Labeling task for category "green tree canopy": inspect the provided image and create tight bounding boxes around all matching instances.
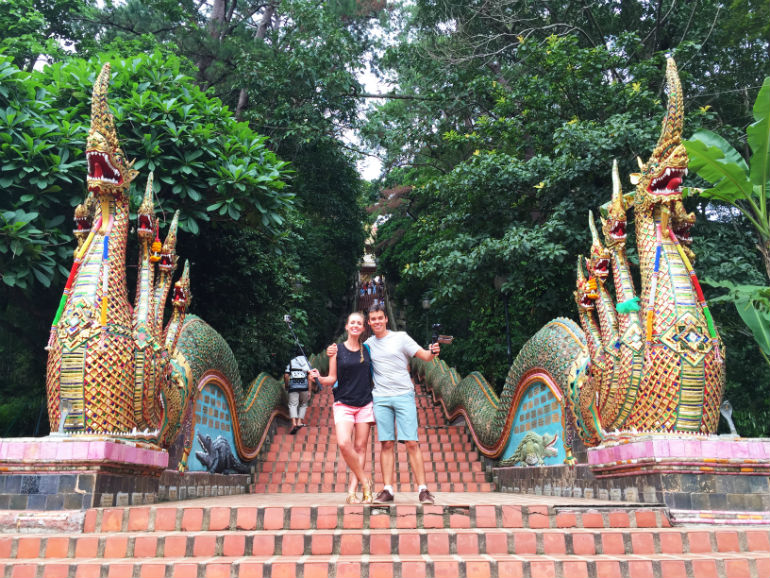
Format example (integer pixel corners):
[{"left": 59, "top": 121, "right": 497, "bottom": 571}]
[
  {"left": 366, "top": 0, "right": 769, "bottom": 433},
  {"left": 0, "top": 50, "right": 299, "bottom": 434},
  {"left": 1, "top": 51, "right": 291, "bottom": 290}
]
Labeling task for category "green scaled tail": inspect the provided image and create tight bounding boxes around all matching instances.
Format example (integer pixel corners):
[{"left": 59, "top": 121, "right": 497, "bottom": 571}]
[{"left": 412, "top": 318, "right": 592, "bottom": 463}]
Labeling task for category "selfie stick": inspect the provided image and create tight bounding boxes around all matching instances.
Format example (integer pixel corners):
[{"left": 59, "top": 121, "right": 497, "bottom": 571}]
[{"left": 283, "top": 314, "right": 321, "bottom": 390}]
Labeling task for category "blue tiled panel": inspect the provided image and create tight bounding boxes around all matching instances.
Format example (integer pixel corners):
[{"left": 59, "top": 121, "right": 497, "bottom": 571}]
[
  {"left": 189, "top": 383, "right": 237, "bottom": 472},
  {"left": 501, "top": 380, "right": 565, "bottom": 464}
]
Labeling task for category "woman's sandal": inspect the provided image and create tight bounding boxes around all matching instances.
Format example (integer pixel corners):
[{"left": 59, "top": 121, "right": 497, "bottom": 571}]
[
  {"left": 361, "top": 479, "right": 374, "bottom": 504},
  {"left": 346, "top": 491, "right": 361, "bottom": 504}
]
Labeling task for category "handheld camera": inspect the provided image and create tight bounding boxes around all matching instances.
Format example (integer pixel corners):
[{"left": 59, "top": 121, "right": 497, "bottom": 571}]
[{"left": 430, "top": 323, "right": 454, "bottom": 352}]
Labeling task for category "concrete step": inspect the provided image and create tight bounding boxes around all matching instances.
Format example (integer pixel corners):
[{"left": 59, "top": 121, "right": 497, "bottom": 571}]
[
  {"left": 79, "top": 502, "right": 677, "bottom": 533},
  {"left": 3, "top": 527, "right": 769, "bottom": 559},
  {"left": 256, "top": 449, "right": 482, "bottom": 462},
  {"left": 4, "top": 552, "right": 768, "bottom": 578},
  {"left": 252, "top": 467, "right": 488, "bottom": 481},
  {"left": 254, "top": 458, "right": 483, "bottom": 473},
  {"left": 267, "top": 425, "right": 475, "bottom": 442},
  {"left": 249, "top": 482, "right": 497, "bottom": 493}
]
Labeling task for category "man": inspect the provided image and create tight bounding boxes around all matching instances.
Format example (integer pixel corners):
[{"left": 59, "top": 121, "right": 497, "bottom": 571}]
[
  {"left": 362, "top": 303, "right": 440, "bottom": 504},
  {"left": 284, "top": 348, "right": 317, "bottom": 434}
]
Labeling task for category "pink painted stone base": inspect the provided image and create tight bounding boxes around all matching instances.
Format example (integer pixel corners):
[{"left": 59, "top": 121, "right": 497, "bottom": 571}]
[
  {"left": 588, "top": 435, "right": 770, "bottom": 477},
  {"left": 0, "top": 436, "right": 168, "bottom": 475}
]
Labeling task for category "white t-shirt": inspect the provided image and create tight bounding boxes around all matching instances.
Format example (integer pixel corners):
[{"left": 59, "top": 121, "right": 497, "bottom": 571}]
[{"left": 364, "top": 331, "right": 420, "bottom": 396}]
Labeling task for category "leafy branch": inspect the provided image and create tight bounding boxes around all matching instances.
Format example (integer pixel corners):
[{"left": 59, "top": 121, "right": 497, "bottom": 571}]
[{"left": 684, "top": 77, "right": 770, "bottom": 364}]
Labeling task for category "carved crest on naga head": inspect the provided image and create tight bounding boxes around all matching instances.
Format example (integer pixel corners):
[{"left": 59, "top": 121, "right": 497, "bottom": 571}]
[
  {"left": 632, "top": 58, "right": 688, "bottom": 214},
  {"left": 587, "top": 211, "right": 611, "bottom": 281},
  {"left": 600, "top": 160, "right": 628, "bottom": 249},
  {"left": 574, "top": 256, "right": 598, "bottom": 312},
  {"left": 86, "top": 64, "right": 138, "bottom": 200}
]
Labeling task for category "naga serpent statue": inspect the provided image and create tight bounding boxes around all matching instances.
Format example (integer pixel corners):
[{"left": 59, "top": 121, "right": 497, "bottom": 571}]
[
  {"left": 45, "top": 63, "right": 289, "bottom": 470},
  {"left": 414, "top": 58, "right": 725, "bottom": 464}
]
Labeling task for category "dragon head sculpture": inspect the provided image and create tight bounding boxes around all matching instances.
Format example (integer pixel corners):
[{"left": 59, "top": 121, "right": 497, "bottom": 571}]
[
  {"left": 73, "top": 200, "right": 93, "bottom": 234},
  {"left": 600, "top": 160, "right": 628, "bottom": 249},
  {"left": 587, "top": 211, "right": 611, "bottom": 281},
  {"left": 574, "top": 256, "right": 598, "bottom": 311},
  {"left": 172, "top": 261, "right": 192, "bottom": 311},
  {"left": 72, "top": 199, "right": 94, "bottom": 254},
  {"left": 137, "top": 174, "right": 156, "bottom": 241},
  {"left": 633, "top": 58, "right": 688, "bottom": 213},
  {"left": 671, "top": 200, "right": 697, "bottom": 261},
  {"left": 86, "top": 64, "right": 138, "bottom": 200},
  {"left": 158, "top": 354, "right": 193, "bottom": 449},
  {"left": 158, "top": 211, "right": 180, "bottom": 273}
]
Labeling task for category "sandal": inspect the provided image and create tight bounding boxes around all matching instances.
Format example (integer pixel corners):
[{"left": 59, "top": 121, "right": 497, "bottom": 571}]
[
  {"left": 361, "top": 479, "right": 374, "bottom": 504},
  {"left": 345, "top": 491, "right": 361, "bottom": 504}
]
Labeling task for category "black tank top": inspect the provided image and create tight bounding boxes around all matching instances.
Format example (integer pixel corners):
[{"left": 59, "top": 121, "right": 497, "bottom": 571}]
[{"left": 334, "top": 342, "right": 374, "bottom": 408}]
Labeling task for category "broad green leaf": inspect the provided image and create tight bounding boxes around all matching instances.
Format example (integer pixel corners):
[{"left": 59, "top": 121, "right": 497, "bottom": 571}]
[
  {"left": 747, "top": 78, "right": 770, "bottom": 194},
  {"left": 684, "top": 137, "right": 753, "bottom": 203},
  {"left": 703, "top": 279, "right": 770, "bottom": 357},
  {"left": 46, "top": 215, "right": 65, "bottom": 228},
  {"left": 185, "top": 217, "right": 199, "bottom": 235},
  {"left": 31, "top": 266, "right": 51, "bottom": 287},
  {"left": 736, "top": 298, "right": 770, "bottom": 357},
  {"left": 687, "top": 130, "right": 748, "bottom": 172}
]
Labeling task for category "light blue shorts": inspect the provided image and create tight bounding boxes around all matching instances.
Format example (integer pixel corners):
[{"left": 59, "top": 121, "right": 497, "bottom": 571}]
[{"left": 373, "top": 391, "right": 419, "bottom": 442}]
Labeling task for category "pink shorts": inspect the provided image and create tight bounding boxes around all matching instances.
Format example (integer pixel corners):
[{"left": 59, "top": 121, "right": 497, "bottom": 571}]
[{"left": 333, "top": 401, "right": 375, "bottom": 424}]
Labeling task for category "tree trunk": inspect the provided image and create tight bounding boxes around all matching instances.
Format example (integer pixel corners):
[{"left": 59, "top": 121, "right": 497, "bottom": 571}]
[
  {"left": 197, "top": 0, "right": 230, "bottom": 84},
  {"left": 208, "top": 0, "right": 228, "bottom": 39},
  {"left": 235, "top": 3, "right": 276, "bottom": 120}
]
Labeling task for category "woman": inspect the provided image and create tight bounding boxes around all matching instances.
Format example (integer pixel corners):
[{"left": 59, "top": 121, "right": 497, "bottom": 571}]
[{"left": 313, "top": 312, "right": 375, "bottom": 503}]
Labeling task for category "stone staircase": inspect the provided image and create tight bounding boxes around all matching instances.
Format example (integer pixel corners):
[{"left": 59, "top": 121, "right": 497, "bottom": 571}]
[
  {"left": 5, "top": 502, "right": 769, "bottom": 578},
  {"left": 251, "top": 385, "right": 494, "bottom": 495},
  {"left": 2, "top": 382, "right": 769, "bottom": 577}
]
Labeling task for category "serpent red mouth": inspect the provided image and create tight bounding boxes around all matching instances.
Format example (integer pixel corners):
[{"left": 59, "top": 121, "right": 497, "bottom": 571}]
[
  {"left": 648, "top": 167, "right": 687, "bottom": 197},
  {"left": 579, "top": 293, "right": 596, "bottom": 309},
  {"left": 608, "top": 219, "right": 626, "bottom": 240},
  {"left": 673, "top": 221, "right": 693, "bottom": 245},
  {"left": 593, "top": 258, "right": 610, "bottom": 277},
  {"left": 172, "top": 285, "right": 187, "bottom": 305},
  {"left": 87, "top": 151, "right": 123, "bottom": 192},
  {"left": 74, "top": 215, "right": 91, "bottom": 232},
  {"left": 159, "top": 253, "right": 174, "bottom": 270},
  {"left": 138, "top": 214, "right": 153, "bottom": 235}
]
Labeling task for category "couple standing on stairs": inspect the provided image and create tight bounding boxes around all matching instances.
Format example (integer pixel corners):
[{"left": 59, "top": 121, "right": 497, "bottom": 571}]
[{"left": 310, "top": 303, "right": 440, "bottom": 505}]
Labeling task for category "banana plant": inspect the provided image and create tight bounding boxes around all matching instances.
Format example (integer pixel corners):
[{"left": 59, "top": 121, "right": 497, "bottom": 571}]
[
  {"left": 704, "top": 279, "right": 770, "bottom": 365},
  {"left": 684, "top": 77, "right": 770, "bottom": 364}
]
